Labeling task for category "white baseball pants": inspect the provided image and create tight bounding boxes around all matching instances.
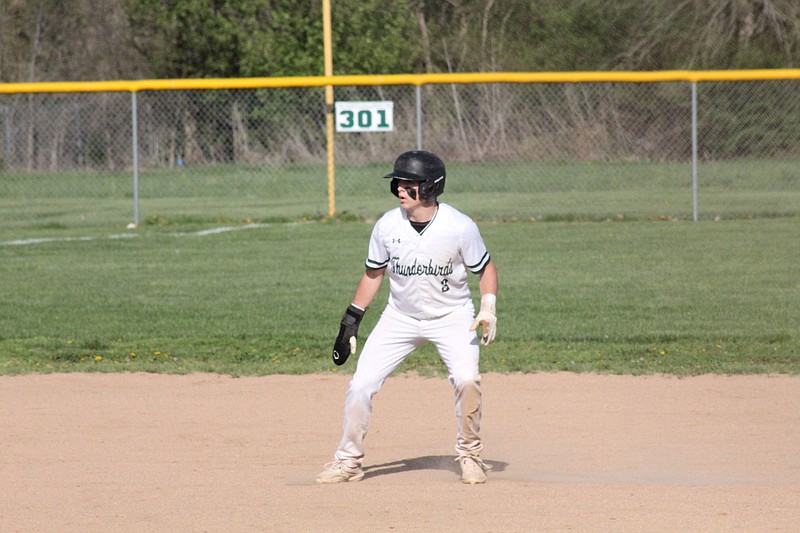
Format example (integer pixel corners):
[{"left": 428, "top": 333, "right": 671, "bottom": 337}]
[{"left": 334, "top": 303, "right": 483, "bottom": 466}]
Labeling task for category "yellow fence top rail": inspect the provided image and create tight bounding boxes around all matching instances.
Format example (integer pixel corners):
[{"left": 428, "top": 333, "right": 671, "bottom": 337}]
[{"left": 2, "top": 70, "right": 800, "bottom": 94}]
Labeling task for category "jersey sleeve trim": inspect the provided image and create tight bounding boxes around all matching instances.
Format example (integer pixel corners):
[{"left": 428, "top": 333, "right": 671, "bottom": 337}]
[
  {"left": 466, "top": 251, "right": 491, "bottom": 274},
  {"left": 366, "top": 257, "right": 389, "bottom": 270}
]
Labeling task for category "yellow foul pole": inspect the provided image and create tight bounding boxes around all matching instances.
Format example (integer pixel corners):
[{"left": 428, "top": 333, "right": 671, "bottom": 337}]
[{"left": 323, "top": 0, "right": 335, "bottom": 217}]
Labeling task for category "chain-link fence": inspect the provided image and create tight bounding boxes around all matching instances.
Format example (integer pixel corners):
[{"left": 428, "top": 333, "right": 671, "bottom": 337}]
[{"left": 1, "top": 75, "right": 798, "bottom": 233}]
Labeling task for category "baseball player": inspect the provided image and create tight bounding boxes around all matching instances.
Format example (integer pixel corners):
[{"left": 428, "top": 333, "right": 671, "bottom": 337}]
[{"left": 316, "top": 150, "right": 498, "bottom": 485}]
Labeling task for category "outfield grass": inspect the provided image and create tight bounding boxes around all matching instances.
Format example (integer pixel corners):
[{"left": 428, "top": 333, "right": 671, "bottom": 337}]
[
  {"left": 1, "top": 217, "right": 797, "bottom": 376},
  {"left": 1, "top": 158, "right": 797, "bottom": 239}
]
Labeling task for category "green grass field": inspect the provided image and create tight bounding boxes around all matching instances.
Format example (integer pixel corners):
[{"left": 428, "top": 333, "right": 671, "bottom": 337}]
[
  {"left": 1, "top": 215, "right": 797, "bottom": 376},
  {"left": 1, "top": 158, "right": 798, "bottom": 239}
]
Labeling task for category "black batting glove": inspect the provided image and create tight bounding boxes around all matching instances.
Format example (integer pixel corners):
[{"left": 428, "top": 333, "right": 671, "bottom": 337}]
[{"left": 332, "top": 304, "right": 365, "bottom": 365}]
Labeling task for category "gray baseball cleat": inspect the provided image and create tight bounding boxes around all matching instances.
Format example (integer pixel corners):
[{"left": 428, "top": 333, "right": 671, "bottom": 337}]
[
  {"left": 316, "top": 460, "right": 365, "bottom": 483},
  {"left": 457, "top": 455, "right": 487, "bottom": 484}
]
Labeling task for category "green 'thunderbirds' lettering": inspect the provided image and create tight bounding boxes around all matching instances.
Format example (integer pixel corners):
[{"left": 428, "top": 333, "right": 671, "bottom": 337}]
[{"left": 391, "top": 258, "right": 454, "bottom": 277}]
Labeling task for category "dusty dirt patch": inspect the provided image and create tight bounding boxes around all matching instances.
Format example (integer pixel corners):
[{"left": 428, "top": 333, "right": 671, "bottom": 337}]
[{"left": 1, "top": 372, "right": 798, "bottom": 532}]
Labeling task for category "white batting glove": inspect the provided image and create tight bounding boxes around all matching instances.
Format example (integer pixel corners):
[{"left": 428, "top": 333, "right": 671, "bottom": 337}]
[{"left": 470, "top": 294, "right": 497, "bottom": 345}]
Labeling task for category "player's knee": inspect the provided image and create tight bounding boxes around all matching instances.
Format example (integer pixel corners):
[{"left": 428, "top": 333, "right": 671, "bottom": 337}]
[
  {"left": 348, "top": 375, "right": 384, "bottom": 398},
  {"left": 450, "top": 374, "right": 481, "bottom": 392}
]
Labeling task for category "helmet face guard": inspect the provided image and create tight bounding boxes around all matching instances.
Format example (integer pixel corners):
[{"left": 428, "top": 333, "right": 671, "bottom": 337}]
[
  {"left": 384, "top": 151, "right": 446, "bottom": 201},
  {"left": 390, "top": 178, "right": 419, "bottom": 200}
]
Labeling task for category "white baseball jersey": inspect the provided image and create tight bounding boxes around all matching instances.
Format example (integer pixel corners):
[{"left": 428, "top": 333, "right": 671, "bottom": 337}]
[{"left": 365, "top": 202, "right": 490, "bottom": 320}]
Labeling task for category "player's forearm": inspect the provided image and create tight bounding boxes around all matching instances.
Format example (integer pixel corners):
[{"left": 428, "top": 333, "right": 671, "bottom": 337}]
[
  {"left": 351, "top": 268, "right": 385, "bottom": 310},
  {"left": 473, "top": 261, "right": 498, "bottom": 345},
  {"left": 478, "top": 260, "right": 498, "bottom": 297}
]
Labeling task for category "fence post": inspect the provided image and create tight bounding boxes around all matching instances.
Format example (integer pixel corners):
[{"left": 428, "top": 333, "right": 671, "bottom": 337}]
[
  {"left": 131, "top": 91, "right": 140, "bottom": 227},
  {"left": 691, "top": 81, "right": 698, "bottom": 222},
  {"left": 415, "top": 85, "right": 423, "bottom": 150},
  {"left": 323, "top": 0, "right": 335, "bottom": 217},
  {"left": 2, "top": 105, "right": 10, "bottom": 166}
]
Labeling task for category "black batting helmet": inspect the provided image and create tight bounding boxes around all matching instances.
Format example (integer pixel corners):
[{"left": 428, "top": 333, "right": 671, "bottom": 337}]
[{"left": 384, "top": 150, "right": 446, "bottom": 201}]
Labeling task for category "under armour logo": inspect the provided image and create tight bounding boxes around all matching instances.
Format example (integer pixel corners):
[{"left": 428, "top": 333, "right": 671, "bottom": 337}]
[{"left": 393, "top": 238, "right": 401, "bottom": 243}]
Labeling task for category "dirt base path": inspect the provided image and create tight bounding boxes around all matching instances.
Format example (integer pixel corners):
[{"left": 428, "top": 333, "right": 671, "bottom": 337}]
[{"left": 2, "top": 372, "right": 798, "bottom": 532}]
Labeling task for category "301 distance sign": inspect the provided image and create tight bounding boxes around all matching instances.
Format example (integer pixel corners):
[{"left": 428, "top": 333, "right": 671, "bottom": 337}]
[{"left": 335, "top": 101, "right": 394, "bottom": 132}]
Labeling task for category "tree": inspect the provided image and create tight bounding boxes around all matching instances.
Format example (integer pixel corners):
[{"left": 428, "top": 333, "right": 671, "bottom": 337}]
[
  {"left": 5, "top": 0, "right": 799, "bottom": 84},
  {"left": 330, "top": 0, "right": 421, "bottom": 75},
  {"left": 616, "top": 0, "right": 800, "bottom": 69},
  {"left": 126, "top": 0, "right": 420, "bottom": 78},
  {"left": 0, "top": 0, "right": 147, "bottom": 82}
]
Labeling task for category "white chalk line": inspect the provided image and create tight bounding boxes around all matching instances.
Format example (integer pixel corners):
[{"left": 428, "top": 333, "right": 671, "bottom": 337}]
[{"left": 0, "top": 222, "right": 294, "bottom": 247}]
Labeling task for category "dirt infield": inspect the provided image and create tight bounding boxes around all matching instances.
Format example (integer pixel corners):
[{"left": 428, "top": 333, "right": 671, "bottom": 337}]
[{"left": 2, "top": 372, "right": 798, "bottom": 532}]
